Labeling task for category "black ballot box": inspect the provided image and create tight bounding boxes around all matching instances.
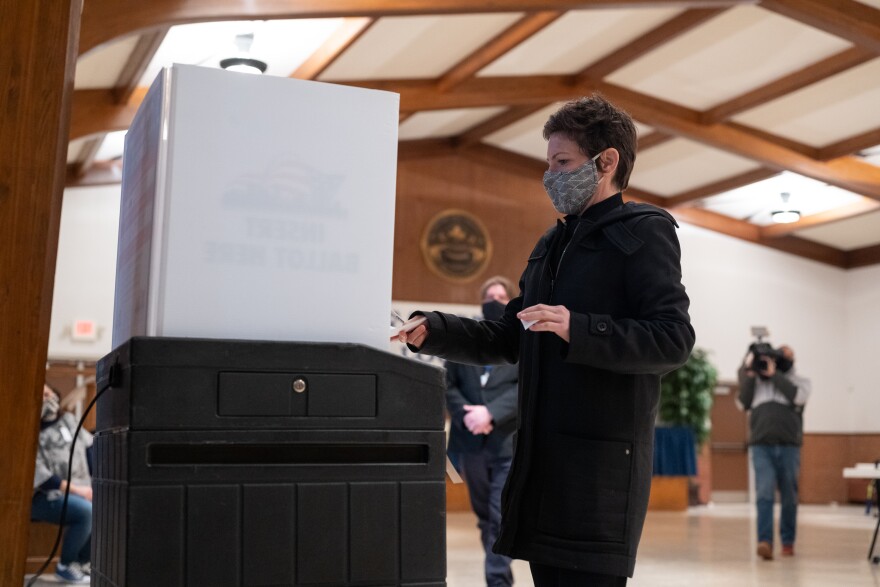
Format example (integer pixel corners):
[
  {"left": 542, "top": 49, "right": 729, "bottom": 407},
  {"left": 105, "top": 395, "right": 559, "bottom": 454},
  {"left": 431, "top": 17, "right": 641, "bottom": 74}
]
[{"left": 91, "top": 337, "right": 447, "bottom": 587}]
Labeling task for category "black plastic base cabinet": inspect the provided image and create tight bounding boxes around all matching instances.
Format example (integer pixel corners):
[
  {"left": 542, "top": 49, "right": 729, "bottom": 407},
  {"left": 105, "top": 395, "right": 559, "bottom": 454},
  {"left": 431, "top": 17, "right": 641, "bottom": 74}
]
[{"left": 92, "top": 337, "right": 447, "bottom": 587}]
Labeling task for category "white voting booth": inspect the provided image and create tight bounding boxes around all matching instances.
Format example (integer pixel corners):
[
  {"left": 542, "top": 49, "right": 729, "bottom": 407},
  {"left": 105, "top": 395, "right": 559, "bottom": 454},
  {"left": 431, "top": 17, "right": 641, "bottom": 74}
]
[{"left": 112, "top": 64, "right": 399, "bottom": 350}]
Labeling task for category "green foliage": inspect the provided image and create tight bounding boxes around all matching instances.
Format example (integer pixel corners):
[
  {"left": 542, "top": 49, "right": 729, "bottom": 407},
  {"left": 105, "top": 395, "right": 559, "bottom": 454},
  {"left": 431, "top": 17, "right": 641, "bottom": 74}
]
[{"left": 659, "top": 348, "right": 718, "bottom": 447}]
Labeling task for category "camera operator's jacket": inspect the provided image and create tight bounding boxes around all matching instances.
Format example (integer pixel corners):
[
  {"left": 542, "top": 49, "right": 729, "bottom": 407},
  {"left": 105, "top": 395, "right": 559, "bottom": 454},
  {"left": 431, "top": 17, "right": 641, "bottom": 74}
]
[
  {"left": 737, "top": 367, "right": 810, "bottom": 445},
  {"left": 413, "top": 195, "right": 695, "bottom": 578}
]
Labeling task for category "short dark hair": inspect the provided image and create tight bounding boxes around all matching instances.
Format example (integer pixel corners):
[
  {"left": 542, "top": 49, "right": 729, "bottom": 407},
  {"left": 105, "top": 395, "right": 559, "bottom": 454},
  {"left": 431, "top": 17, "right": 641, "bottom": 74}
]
[
  {"left": 543, "top": 94, "right": 638, "bottom": 190},
  {"left": 479, "top": 275, "right": 516, "bottom": 301}
]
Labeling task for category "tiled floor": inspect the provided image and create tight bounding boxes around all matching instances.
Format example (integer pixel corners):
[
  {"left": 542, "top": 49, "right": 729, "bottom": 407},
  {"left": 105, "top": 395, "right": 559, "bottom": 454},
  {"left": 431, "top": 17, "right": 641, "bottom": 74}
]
[
  {"left": 448, "top": 503, "right": 880, "bottom": 586},
  {"left": 25, "top": 503, "right": 880, "bottom": 586}
]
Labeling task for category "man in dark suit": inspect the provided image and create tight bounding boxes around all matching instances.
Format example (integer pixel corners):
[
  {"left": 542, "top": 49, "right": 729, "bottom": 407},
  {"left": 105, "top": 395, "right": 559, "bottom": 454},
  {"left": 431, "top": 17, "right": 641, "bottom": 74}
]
[{"left": 446, "top": 275, "right": 519, "bottom": 587}]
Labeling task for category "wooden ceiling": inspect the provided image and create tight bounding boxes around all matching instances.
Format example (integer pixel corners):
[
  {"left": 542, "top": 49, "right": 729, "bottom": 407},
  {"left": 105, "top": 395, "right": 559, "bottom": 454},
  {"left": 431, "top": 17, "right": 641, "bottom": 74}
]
[{"left": 66, "top": 0, "right": 880, "bottom": 268}]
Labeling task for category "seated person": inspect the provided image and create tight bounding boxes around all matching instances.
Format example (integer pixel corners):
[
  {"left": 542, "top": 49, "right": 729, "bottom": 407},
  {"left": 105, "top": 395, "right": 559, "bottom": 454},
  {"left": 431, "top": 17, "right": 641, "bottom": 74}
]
[{"left": 32, "top": 383, "right": 93, "bottom": 584}]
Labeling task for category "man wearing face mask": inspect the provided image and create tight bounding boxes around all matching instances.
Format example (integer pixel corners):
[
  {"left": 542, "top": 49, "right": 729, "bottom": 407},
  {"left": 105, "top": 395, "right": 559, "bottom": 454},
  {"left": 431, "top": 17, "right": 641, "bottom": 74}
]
[
  {"left": 396, "top": 95, "right": 694, "bottom": 586},
  {"left": 737, "top": 345, "right": 810, "bottom": 561},
  {"left": 445, "top": 275, "right": 519, "bottom": 587},
  {"left": 32, "top": 384, "right": 93, "bottom": 584}
]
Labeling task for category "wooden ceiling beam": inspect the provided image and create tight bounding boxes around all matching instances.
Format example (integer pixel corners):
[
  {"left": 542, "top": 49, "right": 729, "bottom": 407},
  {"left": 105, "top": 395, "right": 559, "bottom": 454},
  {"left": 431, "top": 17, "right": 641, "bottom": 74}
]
[
  {"left": 65, "top": 160, "right": 124, "bottom": 188},
  {"left": 70, "top": 136, "right": 105, "bottom": 179},
  {"left": 289, "top": 17, "right": 374, "bottom": 80},
  {"left": 665, "top": 167, "right": 779, "bottom": 207},
  {"left": 79, "top": 0, "right": 753, "bottom": 56},
  {"left": 72, "top": 75, "right": 880, "bottom": 203},
  {"left": 819, "top": 126, "right": 880, "bottom": 161},
  {"left": 575, "top": 7, "right": 729, "bottom": 82},
  {"left": 397, "top": 137, "right": 457, "bottom": 160},
  {"left": 760, "top": 0, "right": 880, "bottom": 54},
  {"left": 594, "top": 82, "right": 880, "bottom": 201},
  {"left": 456, "top": 104, "right": 549, "bottom": 147},
  {"left": 637, "top": 131, "right": 674, "bottom": 151},
  {"left": 759, "top": 198, "right": 880, "bottom": 238},
  {"left": 700, "top": 46, "right": 875, "bottom": 124},
  {"left": 69, "top": 89, "right": 141, "bottom": 140},
  {"left": 458, "top": 142, "right": 547, "bottom": 181},
  {"left": 633, "top": 193, "right": 848, "bottom": 266},
  {"left": 437, "top": 11, "right": 562, "bottom": 93},
  {"left": 847, "top": 243, "right": 880, "bottom": 269},
  {"left": 113, "top": 28, "right": 168, "bottom": 104}
]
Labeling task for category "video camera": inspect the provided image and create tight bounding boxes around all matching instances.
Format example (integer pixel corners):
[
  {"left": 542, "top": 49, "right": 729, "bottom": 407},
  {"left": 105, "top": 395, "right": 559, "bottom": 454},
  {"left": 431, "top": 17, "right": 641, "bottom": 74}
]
[{"left": 748, "top": 326, "right": 784, "bottom": 378}]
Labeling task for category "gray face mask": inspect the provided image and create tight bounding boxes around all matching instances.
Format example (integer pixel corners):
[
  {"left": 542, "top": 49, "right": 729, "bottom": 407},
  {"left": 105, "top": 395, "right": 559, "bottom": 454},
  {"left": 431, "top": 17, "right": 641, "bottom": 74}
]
[
  {"left": 543, "top": 152, "right": 602, "bottom": 215},
  {"left": 41, "top": 394, "right": 60, "bottom": 422}
]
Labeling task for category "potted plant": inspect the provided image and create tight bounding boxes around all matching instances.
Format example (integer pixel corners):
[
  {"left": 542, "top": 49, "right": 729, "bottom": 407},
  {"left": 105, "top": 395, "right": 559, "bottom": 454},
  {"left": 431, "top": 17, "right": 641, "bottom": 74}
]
[
  {"left": 652, "top": 348, "right": 719, "bottom": 508},
  {"left": 659, "top": 348, "right": 718, "bottom": 448}
]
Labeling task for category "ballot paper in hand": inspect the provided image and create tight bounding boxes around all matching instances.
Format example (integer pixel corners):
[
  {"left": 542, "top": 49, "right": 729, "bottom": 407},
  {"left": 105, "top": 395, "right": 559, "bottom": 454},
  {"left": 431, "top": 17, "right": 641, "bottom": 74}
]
[
  {"left": 521, "top": 318, "right": 538, "bottom": 330},
  {"left": 391, "top": 316, "right": 427, "bottom": 337}
]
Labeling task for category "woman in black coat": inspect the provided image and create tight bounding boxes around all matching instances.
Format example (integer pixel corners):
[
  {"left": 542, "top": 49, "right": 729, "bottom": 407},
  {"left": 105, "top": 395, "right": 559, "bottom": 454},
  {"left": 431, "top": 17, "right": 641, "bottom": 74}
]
[{"left": 399, "top": 95, "right": 695, "bottom": 587}]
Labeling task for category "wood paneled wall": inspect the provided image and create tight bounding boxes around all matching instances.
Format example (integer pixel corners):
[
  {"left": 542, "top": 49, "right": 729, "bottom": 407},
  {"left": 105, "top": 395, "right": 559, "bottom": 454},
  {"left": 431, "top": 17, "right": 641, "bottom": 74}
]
[
  {"left": 392, "top": 153, "right": 556, "bottom": 303},
  {"left": 801, "top": 433, "right": 880, "bottom": 504}
]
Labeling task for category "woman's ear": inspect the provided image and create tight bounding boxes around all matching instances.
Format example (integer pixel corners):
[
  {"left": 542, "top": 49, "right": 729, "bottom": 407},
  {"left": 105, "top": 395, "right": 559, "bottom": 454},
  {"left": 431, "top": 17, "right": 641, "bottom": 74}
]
[{"left": 597, "top": 148, "right": 619, "bottom": 174}]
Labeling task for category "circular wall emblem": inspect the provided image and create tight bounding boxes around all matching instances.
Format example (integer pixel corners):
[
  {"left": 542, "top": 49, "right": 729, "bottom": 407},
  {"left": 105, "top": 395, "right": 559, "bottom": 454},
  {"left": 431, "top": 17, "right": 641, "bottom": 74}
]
[{"left": 420, "top": 209, "right": 492, "bottom": 282}]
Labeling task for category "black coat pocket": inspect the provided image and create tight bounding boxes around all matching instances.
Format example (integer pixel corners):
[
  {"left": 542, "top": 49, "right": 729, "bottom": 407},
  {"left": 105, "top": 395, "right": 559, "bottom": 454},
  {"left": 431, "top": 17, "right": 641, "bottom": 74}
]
[{"left": 536, "top": 434, "right": 633, "bottom": 543}]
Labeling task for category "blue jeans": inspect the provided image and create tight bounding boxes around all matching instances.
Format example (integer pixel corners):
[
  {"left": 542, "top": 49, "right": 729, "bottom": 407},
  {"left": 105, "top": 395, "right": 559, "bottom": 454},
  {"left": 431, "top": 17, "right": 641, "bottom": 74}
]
[
  {"left": 752, "top": 445, "right": 800, "bottom": 545},
  {"left": 31, "top": 491, "right": 92, "bottom": 565},
  {"left": 459, "top": 452, "right": 514, "bottom": 587}
]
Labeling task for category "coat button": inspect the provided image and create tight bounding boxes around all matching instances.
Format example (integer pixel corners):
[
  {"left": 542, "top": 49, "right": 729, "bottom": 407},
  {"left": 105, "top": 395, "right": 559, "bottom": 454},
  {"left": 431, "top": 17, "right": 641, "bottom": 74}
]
[{"left": 597, "top": 322, "right": 608, "bottom": 333}]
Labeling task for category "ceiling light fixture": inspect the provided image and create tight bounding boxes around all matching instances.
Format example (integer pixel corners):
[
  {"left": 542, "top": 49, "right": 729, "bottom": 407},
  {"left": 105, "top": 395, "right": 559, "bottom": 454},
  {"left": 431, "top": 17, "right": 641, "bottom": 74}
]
[
  {"left": 770, "top": 192, "right": 800, "bottom": 224},
  {"left": 219, "top": 56, "right": 267, "bottom": 74},
  {"left": 219, "top": 33, "right": 267, "bottom": 75}
]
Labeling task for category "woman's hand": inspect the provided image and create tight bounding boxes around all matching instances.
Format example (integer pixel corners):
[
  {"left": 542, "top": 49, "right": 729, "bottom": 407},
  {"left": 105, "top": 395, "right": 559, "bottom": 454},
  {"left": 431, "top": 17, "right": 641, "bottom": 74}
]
[
  {"left": 517, "top": 304, "right": 571, "bottom": 342},
  {"left": 389, "top": 316, "right": 428, "bottom": 348}
]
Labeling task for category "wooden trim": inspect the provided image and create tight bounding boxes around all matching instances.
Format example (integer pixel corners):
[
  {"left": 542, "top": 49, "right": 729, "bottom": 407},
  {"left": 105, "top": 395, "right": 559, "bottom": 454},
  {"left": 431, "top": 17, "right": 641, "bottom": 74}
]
[
  {"left": 1, "top": 0, "right": 82, "bottom": 581},
  {"left": 436, "top": 11, "right": 562, "bottom": 93},
  {"left": 78, "top": 0, "right": 752, "bottom": 55},
  {"left": 760, "top": 198, "right": 879, "bottom": 238},
  {"left": 113, "top": 27, "right": 169, "bottom": 104},
  {"left": 665, "top": 168, "right": 779, "bottom": 207},
  {"left": 761, "top": 0, "right": 880, "bottom": 54},
  {"left": 576, "top": 7, "right": 728, "bottom": 82},
  {"left": 290, "top": 17, "right": 374, "bottom": 80},
  {"left": 701, "top": 46, "right": 875, "bottom": 124}
]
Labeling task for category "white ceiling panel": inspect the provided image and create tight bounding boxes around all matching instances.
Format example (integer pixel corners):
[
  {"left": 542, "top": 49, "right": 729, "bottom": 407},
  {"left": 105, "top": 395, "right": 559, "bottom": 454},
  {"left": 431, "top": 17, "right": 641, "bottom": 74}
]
[
  {"left": 731, "top": 58, "right": 880, "bottom": 147},
  {"left": 95, "top": 131, "right": 128, "bottom": 161},
  {"left": 66, "top": 138, "right": 87, "bottom": 164},
  {"left": 795, "top": 210, "right": 880, "bottom": 251},
  {"left": 139, "top": 19, "right": 347, "bottom": 85},
  {"left": 478, "top": 7, "right": 681, "bottom": 76},
  {"left": 399, "top": 107, "right": 506, "bottom": 140},
  {"left": 628, "top": 138, "right": 762, "bottom": 197},
  {"left": 75, "top": 35, "right": 141, "bottom": 89},
  {"left": 319, "top": 13, "right": 523, "bottom": 81},
  {"left": 699, "top": 171, "right": 866, "bottom": 225},
  {"left": 606, "top": 6, "right": 852, "bottom": 110},
  {"left": 483, "top": 104, "right": 564, "bottom": 160},
  {"left": 485, "top": 106, "right": 655, "bottom": 161}
]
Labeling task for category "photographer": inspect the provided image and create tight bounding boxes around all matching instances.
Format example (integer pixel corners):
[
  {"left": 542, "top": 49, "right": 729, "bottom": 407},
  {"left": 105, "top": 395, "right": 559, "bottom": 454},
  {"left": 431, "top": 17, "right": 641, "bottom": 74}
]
[{"left": 737, "top": 344, "right": 811, "bottom": 561}]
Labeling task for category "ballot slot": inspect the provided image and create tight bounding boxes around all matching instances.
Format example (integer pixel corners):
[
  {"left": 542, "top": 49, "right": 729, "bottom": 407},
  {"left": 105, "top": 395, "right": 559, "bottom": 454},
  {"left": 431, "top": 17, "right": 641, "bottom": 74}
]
[{"left": 147, "top": 442, "right": 430, "bottom": 466}]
